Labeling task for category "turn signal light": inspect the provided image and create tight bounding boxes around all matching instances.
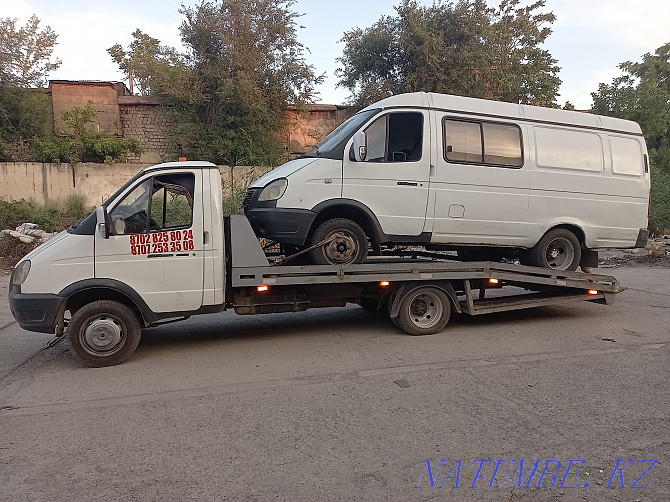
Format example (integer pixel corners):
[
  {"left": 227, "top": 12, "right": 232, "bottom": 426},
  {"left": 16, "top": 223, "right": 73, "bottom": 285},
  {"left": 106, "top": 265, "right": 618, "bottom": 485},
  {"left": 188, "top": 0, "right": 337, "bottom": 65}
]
[
  {"left": 588, "top": 289, "right": 599, "bottom": 295},
  {"left": 489, "top": 278, "right": 499, "bottom": 284},
  {"left": 380, "top": 281, "right": 390, "bottom": 287},
  {"left": 257, "top": 285, "right": 269, "bottom": 292}
]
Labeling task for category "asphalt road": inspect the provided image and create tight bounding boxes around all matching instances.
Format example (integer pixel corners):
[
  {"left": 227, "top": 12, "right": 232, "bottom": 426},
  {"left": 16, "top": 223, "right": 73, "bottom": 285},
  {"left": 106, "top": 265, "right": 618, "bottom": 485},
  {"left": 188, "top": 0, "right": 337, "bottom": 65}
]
[{"left": 0, "top": 266, "right": 668, "bottom": 501}]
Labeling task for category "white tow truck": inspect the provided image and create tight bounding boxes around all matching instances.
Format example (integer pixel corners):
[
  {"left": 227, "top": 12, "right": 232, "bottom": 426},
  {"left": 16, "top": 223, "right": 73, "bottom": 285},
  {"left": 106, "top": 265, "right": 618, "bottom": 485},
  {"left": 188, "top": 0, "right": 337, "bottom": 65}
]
[{"left": 9, "top": 162, "right": 622, "bottom": 367}]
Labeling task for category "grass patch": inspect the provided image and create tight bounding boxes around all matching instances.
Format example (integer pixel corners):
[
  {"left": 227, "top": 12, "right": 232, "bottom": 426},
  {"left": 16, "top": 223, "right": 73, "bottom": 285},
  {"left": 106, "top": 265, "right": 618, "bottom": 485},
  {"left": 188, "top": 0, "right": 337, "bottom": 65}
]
[{"left": 0, "top": 194, "right": 92, "bottom": 233}]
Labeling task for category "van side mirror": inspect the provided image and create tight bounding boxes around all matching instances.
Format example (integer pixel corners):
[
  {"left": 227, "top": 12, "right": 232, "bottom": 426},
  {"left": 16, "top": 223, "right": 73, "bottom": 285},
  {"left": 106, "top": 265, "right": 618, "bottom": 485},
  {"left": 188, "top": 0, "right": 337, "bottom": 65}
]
[
  {"left": 352, "top": 131, "right": 367, "bottom": 162},
  {"left": 95, "top": 206, "right": 109, "bottom": 239}
]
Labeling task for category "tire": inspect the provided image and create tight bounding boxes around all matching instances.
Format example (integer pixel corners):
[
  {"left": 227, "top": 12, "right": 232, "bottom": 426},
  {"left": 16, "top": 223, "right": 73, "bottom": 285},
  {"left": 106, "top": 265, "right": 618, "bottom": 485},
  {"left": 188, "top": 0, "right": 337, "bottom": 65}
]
[
  {"left": 525, "top": 228, "right": 582, "bottom": 271},
  {"left": 395, "top": 286, "right": 452, "bottom": 336},
  {"left": 67, "top": 300, "right": 142, "bottom": 367},
  {"left": 309, "top": 218, "right": 368, "bottom": 265}
]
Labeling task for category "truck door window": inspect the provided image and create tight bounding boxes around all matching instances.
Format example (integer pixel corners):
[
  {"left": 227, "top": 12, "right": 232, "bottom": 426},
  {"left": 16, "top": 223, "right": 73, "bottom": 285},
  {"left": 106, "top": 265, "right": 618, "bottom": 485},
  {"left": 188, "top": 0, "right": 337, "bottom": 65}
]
[
  {"left": 109, "top": 173, "right": 194, "bottom": 235},
  {"left": 364, "top": 112, "right": 423, "bottom": 163},
  {"left": 109, "top": 179, "right": 152, "bottom": 235},
  {"left": 150, "top": 178, "right": 194, "bottom": 230}
]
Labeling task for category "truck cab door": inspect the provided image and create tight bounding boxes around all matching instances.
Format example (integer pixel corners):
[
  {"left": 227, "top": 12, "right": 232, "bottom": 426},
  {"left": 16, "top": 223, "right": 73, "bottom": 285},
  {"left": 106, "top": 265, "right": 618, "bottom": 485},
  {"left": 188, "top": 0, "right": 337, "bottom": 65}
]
[
  {"left": 342, "top": 109, "right": 431, "bottom": 237},
  {"left": 95, "top": 170, "right": 204, "bottom": 314}
]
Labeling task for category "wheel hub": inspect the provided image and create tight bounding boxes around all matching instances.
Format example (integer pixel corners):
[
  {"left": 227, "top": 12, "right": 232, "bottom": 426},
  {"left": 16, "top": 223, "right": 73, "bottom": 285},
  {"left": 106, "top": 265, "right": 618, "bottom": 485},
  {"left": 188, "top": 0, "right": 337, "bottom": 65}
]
[
  {"left": 82, "top": 316, "right": 123, "bottom": 355},
  {"left": 545, "top": 237, "right": 574, "bottom": 269},
  {"left": 407, "top": 292, "right": 442, "bottom": 329},
  {"left": 325, "top": 233, "right": 357, "bottom": 264}
]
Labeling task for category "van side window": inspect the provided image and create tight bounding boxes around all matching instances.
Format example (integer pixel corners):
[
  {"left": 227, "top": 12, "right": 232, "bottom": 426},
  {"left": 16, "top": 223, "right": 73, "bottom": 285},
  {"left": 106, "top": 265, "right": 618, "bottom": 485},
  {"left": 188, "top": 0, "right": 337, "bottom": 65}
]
[
  {"left": 364, "top": 112, "right": 423, "bottom": 162},
  {"left": 534, "top": 127, "right": 602, "bottom": 171},
  {"left": 444, "top": 119, "right": 523, "bottom": 168}
]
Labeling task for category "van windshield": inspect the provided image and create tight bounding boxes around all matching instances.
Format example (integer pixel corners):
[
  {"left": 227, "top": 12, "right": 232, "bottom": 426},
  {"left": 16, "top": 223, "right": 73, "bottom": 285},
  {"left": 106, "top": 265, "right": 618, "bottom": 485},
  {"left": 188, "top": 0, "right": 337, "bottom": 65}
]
[{"left": 302, "top": 109, "right": 379, "bottom": 160}]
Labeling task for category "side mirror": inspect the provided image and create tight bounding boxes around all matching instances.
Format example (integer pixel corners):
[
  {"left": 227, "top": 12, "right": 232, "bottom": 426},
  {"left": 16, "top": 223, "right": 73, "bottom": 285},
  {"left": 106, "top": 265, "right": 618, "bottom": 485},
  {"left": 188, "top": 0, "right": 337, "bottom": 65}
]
[
  {"left": 95, "top": 206, "right": 109, "bottom": 239},
  {"left": 352, "top": 131, "right": 367, "bottom": 162}
]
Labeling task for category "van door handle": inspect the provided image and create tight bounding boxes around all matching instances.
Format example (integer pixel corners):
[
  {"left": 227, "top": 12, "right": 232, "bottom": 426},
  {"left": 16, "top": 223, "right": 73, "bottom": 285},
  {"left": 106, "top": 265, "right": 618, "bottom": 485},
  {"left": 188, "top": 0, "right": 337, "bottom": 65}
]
[{"left": 397, "top": 181, "right": 418, "bottom": 186}]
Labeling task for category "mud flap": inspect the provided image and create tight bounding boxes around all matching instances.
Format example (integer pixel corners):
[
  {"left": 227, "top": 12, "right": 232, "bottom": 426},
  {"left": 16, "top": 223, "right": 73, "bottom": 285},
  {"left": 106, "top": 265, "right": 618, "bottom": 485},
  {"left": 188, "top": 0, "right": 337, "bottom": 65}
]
[{"left": 580, "top": 248, "right": 598, "bottom": 269}]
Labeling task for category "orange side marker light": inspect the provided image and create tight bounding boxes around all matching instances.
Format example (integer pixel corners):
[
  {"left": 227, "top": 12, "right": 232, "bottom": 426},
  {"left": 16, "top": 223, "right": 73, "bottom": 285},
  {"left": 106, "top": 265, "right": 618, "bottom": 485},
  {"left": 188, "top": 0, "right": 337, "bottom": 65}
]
[
  {"left": 257, "top": 285, "right": 269, "bottom": 292},
  {"left": 588, "top": 289, "right": 599, "bottom": 295},
  {"left": 380, "top": 281, "right": 390, "bottom": 287}
]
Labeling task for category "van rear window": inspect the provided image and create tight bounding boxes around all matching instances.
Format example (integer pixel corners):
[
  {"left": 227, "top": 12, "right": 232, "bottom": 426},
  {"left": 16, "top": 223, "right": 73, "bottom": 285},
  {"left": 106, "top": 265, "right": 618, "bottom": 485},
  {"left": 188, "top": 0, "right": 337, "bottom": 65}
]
[
  {"left": 443, "top": 119, "right": 522, "bottom": 168},
  {"left": 610, "top": 136, "right": 644, "bottom": 176}
]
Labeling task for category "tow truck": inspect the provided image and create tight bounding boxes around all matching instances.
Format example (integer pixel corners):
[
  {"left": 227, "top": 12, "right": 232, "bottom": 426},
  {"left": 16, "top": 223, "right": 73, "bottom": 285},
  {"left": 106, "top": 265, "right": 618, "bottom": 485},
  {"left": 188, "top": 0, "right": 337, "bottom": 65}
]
[{"left": 8, "top": 162, "right": 621, "bottom": 366}]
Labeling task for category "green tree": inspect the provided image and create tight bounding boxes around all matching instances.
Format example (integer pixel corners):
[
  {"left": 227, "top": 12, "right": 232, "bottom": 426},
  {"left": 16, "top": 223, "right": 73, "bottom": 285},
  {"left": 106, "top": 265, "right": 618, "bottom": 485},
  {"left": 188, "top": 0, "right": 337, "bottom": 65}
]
[
  {"left": 109, "top": 0, "right": 323, "bottom": 166},
  {"left": 0, "top": 14, "right": 61, "bottom": 87},
  {"left": 591, "top": 42, "right": 670, "bottom": 231},
  {"left": 337, "top": 0, "right": 560, "bottom": 108}
]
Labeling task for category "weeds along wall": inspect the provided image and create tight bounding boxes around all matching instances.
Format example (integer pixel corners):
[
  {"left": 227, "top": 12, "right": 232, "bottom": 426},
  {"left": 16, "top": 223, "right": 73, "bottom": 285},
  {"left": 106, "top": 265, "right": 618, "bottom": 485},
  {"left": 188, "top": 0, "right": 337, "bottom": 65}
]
[{"left": 0, "top": 162, "right": 272, "bottom": 208}]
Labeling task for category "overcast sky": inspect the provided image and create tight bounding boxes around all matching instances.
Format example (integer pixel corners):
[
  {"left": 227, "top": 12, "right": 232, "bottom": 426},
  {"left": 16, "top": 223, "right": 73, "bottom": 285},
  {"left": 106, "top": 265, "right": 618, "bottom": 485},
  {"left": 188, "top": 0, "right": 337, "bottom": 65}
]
[{"left": 1, "top": 0, "right": 668, "bottom": 108}]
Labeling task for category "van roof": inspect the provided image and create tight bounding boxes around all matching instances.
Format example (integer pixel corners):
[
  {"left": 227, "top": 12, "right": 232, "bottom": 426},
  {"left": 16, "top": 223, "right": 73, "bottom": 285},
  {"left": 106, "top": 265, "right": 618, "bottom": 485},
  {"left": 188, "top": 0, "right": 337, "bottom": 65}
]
[{"left": 361, "top": 92, "right": 642, "bottom": 135}]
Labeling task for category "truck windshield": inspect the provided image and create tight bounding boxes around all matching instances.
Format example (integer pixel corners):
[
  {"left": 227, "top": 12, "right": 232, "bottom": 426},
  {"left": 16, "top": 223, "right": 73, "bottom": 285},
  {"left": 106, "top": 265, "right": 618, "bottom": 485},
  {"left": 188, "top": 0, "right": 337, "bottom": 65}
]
[{"left": 302, "top": 108, "right": 379, "bottom": 160}]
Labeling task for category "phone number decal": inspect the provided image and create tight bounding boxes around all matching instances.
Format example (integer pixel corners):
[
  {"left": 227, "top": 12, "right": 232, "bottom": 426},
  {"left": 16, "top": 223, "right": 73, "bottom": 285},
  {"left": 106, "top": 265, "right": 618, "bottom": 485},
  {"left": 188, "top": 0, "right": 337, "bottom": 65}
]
[{"left": 130, "top": 230, "right": 194, "bottom": 255}]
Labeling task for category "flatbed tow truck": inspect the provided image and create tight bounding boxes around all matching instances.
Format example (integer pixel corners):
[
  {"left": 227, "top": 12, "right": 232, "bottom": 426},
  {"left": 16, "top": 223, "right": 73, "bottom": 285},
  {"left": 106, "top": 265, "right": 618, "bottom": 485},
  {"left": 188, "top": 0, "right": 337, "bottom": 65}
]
[{"left": 8, "top": 162, "right": 621, "bottom": 367}]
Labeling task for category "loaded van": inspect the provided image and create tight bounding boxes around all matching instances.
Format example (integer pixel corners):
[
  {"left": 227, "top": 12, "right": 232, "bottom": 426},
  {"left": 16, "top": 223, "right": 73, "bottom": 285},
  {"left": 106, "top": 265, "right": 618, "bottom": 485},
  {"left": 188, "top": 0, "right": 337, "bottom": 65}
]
[{"left": 244, "top": 92, "right": 650, "bottom": 270}]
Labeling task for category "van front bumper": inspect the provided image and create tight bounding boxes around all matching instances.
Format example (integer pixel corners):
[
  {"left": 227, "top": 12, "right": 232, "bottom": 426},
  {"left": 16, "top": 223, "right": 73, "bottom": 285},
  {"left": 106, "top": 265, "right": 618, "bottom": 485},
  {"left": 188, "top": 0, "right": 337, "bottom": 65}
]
[
  {"left": 8, "top": 284, "right": 65, "bottom": 334},
  {"left": 243, "top": 188, "right": 317, "bottom": 246},
  {"left": 245, "top": 207, "right": 317, "bottom": 246}
]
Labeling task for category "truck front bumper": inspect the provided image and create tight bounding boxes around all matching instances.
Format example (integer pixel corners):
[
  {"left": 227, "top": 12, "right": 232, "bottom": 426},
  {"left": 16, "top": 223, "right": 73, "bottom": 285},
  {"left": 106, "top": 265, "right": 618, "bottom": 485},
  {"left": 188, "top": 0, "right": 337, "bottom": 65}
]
[{"left": 8, "top": 282, "right": 65, "bottom": 334}]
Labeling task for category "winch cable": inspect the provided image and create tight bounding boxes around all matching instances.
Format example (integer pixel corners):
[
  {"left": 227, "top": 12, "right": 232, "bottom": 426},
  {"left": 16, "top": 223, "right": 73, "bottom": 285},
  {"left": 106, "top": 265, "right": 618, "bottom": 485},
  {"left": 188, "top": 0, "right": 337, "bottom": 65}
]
[{"left": 0, "top": 335, "right": 64, "bottom": 383}]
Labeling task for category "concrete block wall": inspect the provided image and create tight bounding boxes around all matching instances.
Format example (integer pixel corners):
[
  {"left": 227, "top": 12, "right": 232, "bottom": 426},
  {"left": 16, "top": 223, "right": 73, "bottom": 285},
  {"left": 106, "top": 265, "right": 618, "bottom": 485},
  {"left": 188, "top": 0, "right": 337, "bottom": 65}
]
[{"left": 0, "top": 162, "right": 273, "bottom": 208}]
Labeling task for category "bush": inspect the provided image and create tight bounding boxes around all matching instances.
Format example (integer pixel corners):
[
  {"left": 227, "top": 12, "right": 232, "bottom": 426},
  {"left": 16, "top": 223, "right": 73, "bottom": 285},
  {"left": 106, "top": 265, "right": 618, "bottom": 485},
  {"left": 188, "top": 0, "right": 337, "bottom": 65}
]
[
  {"left": 0, "top": 195, "right": 93, "bottom": 233},
  {"left": 33, "top": 136, "right": 76, "bottom": 164},
  {"left": 649, "top": 165, "right": 670, "bottom": 234},
  {"left": 82, "top": 133, "right": 142, "bottom": 164}
]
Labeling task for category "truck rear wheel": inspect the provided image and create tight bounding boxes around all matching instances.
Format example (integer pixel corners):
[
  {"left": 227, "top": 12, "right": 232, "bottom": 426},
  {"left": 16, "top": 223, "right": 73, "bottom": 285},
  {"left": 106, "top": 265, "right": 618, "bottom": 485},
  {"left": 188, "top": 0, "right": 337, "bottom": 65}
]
[
  {"left": 309, "top": 218, "right": 368, "bottom": 265},
  {"left": 67, "top": 300, "right": 142, "bottom": 367},
  {"left": 525, "top": 228, "right": 581, "bottom": 271},
  {"left": 395, "top": 286, "right": 452, "bottom": 336}
]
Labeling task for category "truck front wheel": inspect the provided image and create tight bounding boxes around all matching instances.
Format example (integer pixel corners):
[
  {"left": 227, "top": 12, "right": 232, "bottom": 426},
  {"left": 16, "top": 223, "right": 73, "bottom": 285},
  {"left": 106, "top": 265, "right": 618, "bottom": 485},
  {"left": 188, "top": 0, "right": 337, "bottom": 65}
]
[
  {"left": 67, "top": 300, "right": 142, "bottom": 367},
  {"left": 309, "top": 218, "right": 368, "bottom": 265}
]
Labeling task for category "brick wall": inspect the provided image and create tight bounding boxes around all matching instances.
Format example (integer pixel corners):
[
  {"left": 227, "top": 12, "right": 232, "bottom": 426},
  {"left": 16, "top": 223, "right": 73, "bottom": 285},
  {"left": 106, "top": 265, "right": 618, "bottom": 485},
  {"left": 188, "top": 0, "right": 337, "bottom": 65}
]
[
  {"left": 118, "top": 97, "right": 178, "bottom": 164},
  {"left": 282, "top": 105, "right": 353, "bottom": 155},
  {"left": 48, "top": 81, "right": 352, "bottom": 163},
  {"left": 51, "top": 81, "right": 127, "bottom": 136}
]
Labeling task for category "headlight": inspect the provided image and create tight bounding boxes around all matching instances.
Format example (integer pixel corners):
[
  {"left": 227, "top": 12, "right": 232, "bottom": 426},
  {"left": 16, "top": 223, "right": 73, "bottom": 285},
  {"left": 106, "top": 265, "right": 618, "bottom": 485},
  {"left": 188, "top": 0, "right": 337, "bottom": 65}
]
[
  {"left": 258, "top": 178, "right": 288, "bottom": 202},
  {"left": 12, "top": 260, "right": 31, "bottom": 286}
]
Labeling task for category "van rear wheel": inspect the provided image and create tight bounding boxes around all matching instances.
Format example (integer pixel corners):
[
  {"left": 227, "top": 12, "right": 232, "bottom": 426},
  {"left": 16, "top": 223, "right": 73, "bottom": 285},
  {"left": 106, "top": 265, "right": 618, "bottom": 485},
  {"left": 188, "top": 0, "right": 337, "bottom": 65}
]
[
  {"left": 309, "top": 218, "right": 368, "bottom": 265},
  {"left": 525, "top": 228, "right": 581, "bottom": 271}
]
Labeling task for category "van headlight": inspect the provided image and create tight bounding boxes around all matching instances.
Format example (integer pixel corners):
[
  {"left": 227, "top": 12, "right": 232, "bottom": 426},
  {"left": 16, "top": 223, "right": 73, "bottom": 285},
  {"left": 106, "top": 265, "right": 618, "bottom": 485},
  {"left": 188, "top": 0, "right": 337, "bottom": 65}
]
[
  {"left": 12, "top": 260, "right": 31, "bottom": 286},
  {"left": 258, "top": 178, "right": 288, "bottom": 202}
]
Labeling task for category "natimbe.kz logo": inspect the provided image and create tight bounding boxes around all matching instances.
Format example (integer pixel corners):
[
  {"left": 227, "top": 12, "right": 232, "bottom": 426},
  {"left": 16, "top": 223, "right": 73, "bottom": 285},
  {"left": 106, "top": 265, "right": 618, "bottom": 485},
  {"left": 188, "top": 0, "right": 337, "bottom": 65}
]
[{"left": 414, "top": 459, "right": 659, "bottom": 489}]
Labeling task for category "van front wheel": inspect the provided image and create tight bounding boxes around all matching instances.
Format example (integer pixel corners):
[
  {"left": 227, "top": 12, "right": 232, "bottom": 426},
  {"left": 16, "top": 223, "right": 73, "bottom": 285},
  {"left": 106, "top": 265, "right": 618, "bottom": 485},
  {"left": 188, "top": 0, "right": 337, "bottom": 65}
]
[
  {"left": 525, "top": 228, "right": 581, "bottom": 271},
  {"left": 309, "top": 218, "right": 368, "bottom": 265}
]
